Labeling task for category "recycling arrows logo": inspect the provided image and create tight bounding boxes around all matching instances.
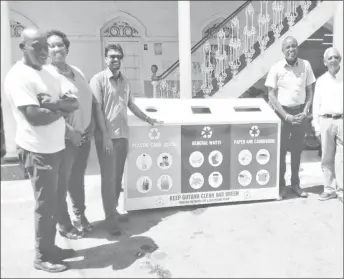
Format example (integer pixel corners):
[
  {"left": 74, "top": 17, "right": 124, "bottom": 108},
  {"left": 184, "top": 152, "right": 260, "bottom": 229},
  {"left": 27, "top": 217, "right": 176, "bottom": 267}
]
[
  {"left": 149, "top": 128, "right": 160, "bottom": 140},
  {"left": 201, "top": 126, "right": 212, "bottom": 139},
  {"left": 249, "top": 125, "right": 260, "bottom": 137}
]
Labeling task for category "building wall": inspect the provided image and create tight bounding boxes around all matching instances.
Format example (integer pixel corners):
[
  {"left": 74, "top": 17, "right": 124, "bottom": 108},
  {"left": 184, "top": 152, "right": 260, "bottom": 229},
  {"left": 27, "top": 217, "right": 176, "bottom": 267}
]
[{"left": 8, "top": 1, "right": 245, "bottom": 83}]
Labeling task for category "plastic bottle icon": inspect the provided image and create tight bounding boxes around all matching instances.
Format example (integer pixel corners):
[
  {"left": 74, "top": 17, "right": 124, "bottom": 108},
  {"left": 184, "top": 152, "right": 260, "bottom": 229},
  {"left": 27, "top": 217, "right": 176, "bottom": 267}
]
[
  {"left": 160, "top": 176, "right": 170, "bottom": 190},
  {"left": 141, "top": 154, "right": 147, "bottom": 170},
  {"left": 213, "top": 173, "right": 219, "bottom": 183},
  {"left": 142, "top": 177, "right": 150, "bottom": 191}
]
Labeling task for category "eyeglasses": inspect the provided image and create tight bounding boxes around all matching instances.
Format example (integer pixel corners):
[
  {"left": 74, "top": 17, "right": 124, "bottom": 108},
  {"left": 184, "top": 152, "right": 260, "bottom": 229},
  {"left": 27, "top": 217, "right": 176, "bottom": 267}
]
[{"left": 107, "top": 55, "right": 123, "bottom": 60}]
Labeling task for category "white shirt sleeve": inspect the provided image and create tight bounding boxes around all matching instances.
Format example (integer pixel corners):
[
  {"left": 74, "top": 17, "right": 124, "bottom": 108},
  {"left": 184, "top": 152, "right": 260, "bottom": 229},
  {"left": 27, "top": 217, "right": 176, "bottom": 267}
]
[
  {"left": 4, "top": 75, "right": 40, "bottom": 108},
  {"left": 265, "top": 65, "right": 278, "bottom": 89},
  {"left": 305, "top": 61, "right": 316, "bottom": 86},
  {"left": 312, "top": 76, "right": 323, "bottom": 133}
]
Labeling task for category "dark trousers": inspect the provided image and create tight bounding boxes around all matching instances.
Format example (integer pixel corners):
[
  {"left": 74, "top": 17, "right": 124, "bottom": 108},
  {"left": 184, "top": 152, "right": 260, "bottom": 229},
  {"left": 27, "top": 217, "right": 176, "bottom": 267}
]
[
  {"left": 279, "top": 106, "right": 306, "bottom": 189},
  {"left": 94, "top": 138, "right": 128, "bottom": 220},
  {"left": 17, "top": 146, "right": 64, "bottom": 262},
  {"left": 57, "top": 140, "right": 91, "bottom": 231}
]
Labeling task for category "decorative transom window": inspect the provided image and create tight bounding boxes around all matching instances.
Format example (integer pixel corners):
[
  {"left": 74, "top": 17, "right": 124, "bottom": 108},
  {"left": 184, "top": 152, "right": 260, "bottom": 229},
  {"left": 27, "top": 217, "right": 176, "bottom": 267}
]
[
  {"left": 10, "top": 20, "right": 25, "bottom": 37},
  {"left": 101, "top": 20, "right": 140, "bottom": 37},
  {"left": 202, "top": 18, "right": 238, "bottom": 39}
]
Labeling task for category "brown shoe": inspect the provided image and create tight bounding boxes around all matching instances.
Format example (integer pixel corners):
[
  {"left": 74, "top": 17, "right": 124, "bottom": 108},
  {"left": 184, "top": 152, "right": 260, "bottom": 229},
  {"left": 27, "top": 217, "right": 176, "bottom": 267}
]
[
  {"left": 291, "top": 185, "right": 308, "bottom": 198},
  {"left": 34, "top": 260, "right": 68, "bottom": 273}
]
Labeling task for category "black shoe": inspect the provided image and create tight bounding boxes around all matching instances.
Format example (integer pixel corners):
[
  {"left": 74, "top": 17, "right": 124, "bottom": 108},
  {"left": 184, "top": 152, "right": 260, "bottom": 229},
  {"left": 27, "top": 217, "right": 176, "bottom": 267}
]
[
  {"left": 277, "top": 187, "right": 287, "bottom": 201},
  {"left": 106, "top": 218, "right": 121, "bottom": 236},
  {"left": 115, "top": 210, "right": 129, "bottom": 222},
  {"left": 52, "top": 246, "right": 76, "bottom": 261},
  {"left": 318, "top": 192, "right": 337, "bottom": 201},
  {"left": 291, "top": 185, "right": 308, "bottom": 198},
  {"left": 34, "top": 260, "right": 68, "bottom": 273}
]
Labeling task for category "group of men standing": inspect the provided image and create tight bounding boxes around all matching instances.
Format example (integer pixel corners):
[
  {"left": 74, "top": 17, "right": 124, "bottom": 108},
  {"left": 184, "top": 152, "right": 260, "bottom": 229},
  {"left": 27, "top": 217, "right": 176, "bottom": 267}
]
[
  {"left": 266, "top": 36, "right": 343, "bottom": 203},
  {"left": 3, "top": 27, "right": 343, "bottom": 274}
]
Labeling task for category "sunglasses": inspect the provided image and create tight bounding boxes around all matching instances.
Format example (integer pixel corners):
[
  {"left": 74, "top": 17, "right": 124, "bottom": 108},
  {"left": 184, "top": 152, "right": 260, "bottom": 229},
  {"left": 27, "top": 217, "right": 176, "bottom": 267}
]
[{"left": 107, "top": 54, "right": 123, "bottom": 60}]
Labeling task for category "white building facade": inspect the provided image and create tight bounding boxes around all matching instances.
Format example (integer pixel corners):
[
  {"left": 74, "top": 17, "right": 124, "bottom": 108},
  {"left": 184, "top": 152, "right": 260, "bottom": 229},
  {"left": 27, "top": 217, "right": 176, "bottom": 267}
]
[{"left": 1, "top": 1, "right": 342, "bottom": 160}]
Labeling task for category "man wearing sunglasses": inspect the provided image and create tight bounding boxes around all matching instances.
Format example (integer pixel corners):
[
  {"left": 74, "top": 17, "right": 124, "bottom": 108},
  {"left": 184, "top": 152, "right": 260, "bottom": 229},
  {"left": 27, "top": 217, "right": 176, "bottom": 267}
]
[
  {"left": 90, "top": 44, "right": 162, "bottom": 235},
  {"left": 4, "top": 28, "right": 79, "bottom": 273}
]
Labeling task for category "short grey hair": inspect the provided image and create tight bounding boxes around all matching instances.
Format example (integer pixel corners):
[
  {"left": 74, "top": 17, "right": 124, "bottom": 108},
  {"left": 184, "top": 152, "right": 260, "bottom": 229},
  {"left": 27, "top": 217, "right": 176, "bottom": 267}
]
[
  {"left": 323, "top": 47, "right": 342, "bottom": 60},
  {"left": 281, "top": 36, "right": 298, "bottom": 50}
]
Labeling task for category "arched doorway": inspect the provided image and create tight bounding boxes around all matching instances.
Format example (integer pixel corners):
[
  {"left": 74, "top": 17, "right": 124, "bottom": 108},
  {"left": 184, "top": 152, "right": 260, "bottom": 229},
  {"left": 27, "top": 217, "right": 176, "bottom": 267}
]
[
  {"left": 9, "top": 10, "right": 38, "bottom": 64},
  {"left": 100, "top": 16, "right": 146, "bottom": 97}
]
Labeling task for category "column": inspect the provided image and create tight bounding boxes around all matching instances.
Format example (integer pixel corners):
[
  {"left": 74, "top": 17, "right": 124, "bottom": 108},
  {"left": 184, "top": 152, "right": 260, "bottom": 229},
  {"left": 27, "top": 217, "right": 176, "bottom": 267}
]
[
  {"left": 1, "top": 1, "right": 17, "bottom": 161},
  {"left": 333, "top": 1, "right": 343, "bottom": 74},
  {"left": 178, "top": 0, "right": 192, "bottom": 99}
]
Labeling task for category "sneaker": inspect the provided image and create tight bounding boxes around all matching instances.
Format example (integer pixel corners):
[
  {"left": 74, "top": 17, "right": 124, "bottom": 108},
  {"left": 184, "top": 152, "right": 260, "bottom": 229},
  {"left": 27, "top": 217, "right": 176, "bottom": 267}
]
[
  {"left": 318, "top": 192, "right": 337, "bottom": 201},
  {"left": 74, "top": 216, "right": 94, "bottom": 233},
  {"left": 34, "top": 260, "right": 68, "bottom": 273},
  {"left": 59, "top": 226, "right": 84, "bottom": 240},
  {"left": 291, "top": 185, "right": 308, "bottom": 198}
]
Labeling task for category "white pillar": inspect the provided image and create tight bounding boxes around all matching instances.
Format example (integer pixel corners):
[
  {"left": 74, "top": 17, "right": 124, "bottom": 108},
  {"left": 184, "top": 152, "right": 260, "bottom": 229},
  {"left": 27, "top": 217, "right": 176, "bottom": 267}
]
[
  {"left": 1, "top": 1, "right": 17, "bottom": 161},
  {"left": 333, "top": 1, "right": 343, "bottom": 74},
  {"left": 178, "top": 0, "right": 192, "bottom": 99}
]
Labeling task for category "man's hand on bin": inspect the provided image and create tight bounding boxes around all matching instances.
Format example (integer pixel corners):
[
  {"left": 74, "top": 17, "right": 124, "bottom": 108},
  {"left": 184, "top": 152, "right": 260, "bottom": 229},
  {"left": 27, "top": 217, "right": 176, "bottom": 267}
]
[{"left": 146, "top": 116, "right": 163, "bottom": 126}]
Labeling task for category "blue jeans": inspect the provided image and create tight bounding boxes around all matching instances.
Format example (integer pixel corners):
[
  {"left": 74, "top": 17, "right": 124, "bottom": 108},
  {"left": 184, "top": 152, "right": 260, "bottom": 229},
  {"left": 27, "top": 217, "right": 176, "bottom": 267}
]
[{"left": 56, "top": 140, "right": 91, "bottom": 231}]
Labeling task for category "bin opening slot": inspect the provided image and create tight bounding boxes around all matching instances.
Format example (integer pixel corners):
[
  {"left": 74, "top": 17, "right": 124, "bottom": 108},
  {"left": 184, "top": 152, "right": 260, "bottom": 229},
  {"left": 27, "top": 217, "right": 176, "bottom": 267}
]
[
  {"left": 145, "top": 107, "right": 158, "bottom": 113},
  {"left": 233, "top": 106, "right": 261, "bottom": 112},
  {"left": 191, "top": 106, "right": 212, "bottom": 114}
]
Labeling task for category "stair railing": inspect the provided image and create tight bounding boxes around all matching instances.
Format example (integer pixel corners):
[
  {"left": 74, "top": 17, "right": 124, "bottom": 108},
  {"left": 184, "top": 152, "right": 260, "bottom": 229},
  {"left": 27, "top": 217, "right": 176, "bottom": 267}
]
[
  {"left": 152, "top": 1, "right": 320, "bottom": 99},
  {"left": 151, "top": 0, "right": 253, "bottom": 98}
]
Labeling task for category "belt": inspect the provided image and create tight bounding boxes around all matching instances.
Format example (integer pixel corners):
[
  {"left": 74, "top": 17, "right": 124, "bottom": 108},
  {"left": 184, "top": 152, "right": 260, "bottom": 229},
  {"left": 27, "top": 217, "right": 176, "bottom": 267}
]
[
  {"left": 282, "top": 104, "right": 304, "bottom": 110},
  {"left": 321, "top": 114, "right": 343, "bottom": 119}
]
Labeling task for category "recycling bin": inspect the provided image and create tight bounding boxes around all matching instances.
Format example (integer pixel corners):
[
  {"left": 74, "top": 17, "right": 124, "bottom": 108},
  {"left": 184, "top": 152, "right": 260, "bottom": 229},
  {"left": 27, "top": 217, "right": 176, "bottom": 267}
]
[{"left": 124, "top": 98, "right": 281, "bottom": 211}]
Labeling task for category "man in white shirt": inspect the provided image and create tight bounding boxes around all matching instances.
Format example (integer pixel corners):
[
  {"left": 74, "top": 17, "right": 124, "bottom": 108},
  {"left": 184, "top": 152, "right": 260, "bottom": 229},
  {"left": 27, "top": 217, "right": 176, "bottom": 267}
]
[
  {"left": 4, "top": 28, "right": 79, "bottom": 272},
  {"left": 312, "top": 47, "right": 343, "bottom": 203},
  {"left": 265, "top": 36, "right": 316, "bottom": 200}
]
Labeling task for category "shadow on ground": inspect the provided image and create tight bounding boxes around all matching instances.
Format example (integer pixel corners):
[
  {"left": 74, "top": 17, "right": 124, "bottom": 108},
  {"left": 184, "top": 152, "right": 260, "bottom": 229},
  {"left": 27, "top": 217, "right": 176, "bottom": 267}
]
[
  {"left": 304, "top": 184, "right": 323, "bottom": 195},
  {"left": 84, "top": 206, "right": 188, "bottom": 240},
  {"left": 67, "top": 235, "right": 158, "bottom": 271}
]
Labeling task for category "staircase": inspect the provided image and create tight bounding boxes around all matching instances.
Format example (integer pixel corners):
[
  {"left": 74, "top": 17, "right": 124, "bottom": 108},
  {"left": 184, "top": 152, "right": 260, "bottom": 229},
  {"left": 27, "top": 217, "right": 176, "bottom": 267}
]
[{"left": 152, "top": 0, "right": 336, "bottom": 99}]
